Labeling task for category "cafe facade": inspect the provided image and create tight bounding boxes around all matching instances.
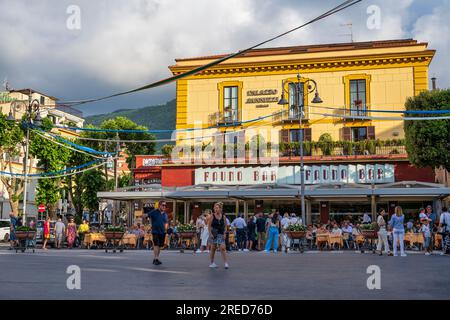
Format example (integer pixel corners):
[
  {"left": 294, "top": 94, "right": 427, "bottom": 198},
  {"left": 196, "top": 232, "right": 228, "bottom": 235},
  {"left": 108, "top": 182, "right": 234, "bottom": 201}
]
[{"left": 98, "top": 39, "right": 450, "bottom": 225}]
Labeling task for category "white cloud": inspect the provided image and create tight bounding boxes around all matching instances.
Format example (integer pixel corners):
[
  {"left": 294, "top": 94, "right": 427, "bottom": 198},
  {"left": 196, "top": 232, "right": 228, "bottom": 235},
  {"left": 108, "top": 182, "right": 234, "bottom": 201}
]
[{"left": 0, "top": 0, "right": 448, "bottom": 114}]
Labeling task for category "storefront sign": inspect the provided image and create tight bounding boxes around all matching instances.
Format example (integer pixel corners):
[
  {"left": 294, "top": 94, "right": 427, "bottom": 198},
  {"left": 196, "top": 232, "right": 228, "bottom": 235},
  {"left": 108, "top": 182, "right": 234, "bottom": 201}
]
[
  {"left": 195, "top": 164, "right": 395, "bottom": 185},
  {"left": 143, "top": 158, "right": 163, "bottom": 166}
]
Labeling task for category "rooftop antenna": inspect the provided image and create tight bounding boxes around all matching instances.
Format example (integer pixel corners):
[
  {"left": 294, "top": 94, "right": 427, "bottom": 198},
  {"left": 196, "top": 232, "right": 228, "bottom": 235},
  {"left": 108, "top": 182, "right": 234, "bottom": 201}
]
[
  {"left": 340, "top": 22, "right": 353, "bottom": 42},
  {"left": 3, "top": 77, "right": 11, "bottom": 91}
]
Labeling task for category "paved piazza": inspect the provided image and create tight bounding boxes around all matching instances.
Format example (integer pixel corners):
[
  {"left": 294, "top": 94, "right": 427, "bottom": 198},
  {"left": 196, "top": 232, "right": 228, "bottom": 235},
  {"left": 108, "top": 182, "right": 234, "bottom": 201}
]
[{"left": 1, "top": 248, "right": 449, "bottom": 300}]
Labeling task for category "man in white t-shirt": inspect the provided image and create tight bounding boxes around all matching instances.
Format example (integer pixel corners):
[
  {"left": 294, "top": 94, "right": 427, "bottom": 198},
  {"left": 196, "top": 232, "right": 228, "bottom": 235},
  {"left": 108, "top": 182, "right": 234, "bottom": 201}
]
[{"left": 439, "top": 207, "right": 450, "bottom": 255}]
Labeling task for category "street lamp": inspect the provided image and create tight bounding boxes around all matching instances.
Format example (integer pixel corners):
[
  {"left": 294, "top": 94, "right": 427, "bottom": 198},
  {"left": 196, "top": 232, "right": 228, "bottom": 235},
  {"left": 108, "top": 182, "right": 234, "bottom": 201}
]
[
  {"left": 7, "top": 94, "right": 44, "bottom": 224},
  {"left": 278, "top": 72, "right": 322, "bottom": 225}
]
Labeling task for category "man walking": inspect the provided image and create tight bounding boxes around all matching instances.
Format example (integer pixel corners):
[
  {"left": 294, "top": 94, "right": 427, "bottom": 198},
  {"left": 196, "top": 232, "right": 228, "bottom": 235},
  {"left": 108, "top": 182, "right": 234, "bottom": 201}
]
[
  {"left": 256, "top": 212, "right": 266, "bottom": 251},
  {"left": 147, "top": 200, "right": 169, "bottom": 265},
  {"left": 231, "top": 215, "right": 247, "bottom": 251},
  {"left": 54, "top": 217, "right": 66, "bottom": 249}
]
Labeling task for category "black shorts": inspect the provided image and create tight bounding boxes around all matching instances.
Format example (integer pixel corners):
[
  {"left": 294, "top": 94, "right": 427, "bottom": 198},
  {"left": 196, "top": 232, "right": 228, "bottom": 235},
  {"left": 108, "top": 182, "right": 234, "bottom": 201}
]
[{"left": 152, "top": 233, "right": 166, "bottom": 247}]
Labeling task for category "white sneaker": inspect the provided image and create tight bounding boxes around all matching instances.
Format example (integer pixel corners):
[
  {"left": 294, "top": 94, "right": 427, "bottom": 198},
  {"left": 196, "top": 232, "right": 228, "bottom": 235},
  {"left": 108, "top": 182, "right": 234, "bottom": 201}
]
[
  {"left": 401, "top": 253, "right": 407, "bottom": 257},
  {"left": 224, "top": 263, "right": 229, "bottom": 269},
  {"left": 204, "top": 250, "right": 210, "bottom": 253},
  {"left": 264, "top": 250, "right": 270, "bottom": 253},
  {"left": 243, "top": 249, "right": 249, "bottom": 252},
  {"left": 393, "top": 254, "right": 398, "bottom": 257},
  {"left": 425, "top": 252, "right": 431, "bottom": 256},
  {"left": 440, "top": 252, "right": 445, "bottom": 256},
  {"left": 273, "top": 250, "right": 277, "bottom": 253},
  {"left": 238, "top": 249, "right": 242, "bottom": 252},
  {"left": 209, "top": 262, "right": 218, "bottom": 268},
  {"left": 196, "top": 249, "right": 202, "bottom": 254}
]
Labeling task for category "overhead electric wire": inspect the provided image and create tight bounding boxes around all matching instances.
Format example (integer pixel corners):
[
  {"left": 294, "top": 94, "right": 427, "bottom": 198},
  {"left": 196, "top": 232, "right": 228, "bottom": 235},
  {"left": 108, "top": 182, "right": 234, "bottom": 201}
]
[
  {"left": 57, "top": 0, "right": 362, "bottom": 107},
  {"left": 32, "top": 129, "right": 106, "bottom": 159}
]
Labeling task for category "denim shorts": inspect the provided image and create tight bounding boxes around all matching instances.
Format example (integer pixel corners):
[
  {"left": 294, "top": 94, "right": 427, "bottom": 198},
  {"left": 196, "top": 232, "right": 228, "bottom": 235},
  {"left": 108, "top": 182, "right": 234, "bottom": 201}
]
[{"left": 212, "top": 234, "right": 225, "bottom": 246}]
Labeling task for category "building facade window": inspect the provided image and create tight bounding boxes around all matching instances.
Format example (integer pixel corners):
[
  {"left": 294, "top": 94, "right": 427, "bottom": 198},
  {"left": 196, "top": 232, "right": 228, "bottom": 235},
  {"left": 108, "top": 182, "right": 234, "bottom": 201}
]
[
  {"left": 223, "top": 86, "right": 239, "bottom": 122},
  {"left": 217, "top": 81, "right": 243, "bottom": 124},
  {"left": 343, "top": 74, "right": 371, "bottom": 117},
  {"left": 351, "top": 126, "right": 367, "bottom": 141},
  {"left": 288, "top": 82, "right": 305, "bottom": 119},
  {"left": 342, "top": 126, "right": 375, "bottom": 141},
  {"left": 349, "top": 79, "right": 367, "bottom": 116},
  {"left": 280, "top": 128, "right": 312, "bottom": 156}
]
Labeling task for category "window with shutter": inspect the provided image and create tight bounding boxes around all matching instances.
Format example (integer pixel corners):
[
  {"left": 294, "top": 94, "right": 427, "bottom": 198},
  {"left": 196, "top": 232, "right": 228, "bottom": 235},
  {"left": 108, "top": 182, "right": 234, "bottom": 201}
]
[
  {"left": 367, "top": 126, "right": 375, "bottom": 140},
  {"left": 341, "top": 127, "right": 351, "bottom": 141},
  {"left": 280, "top": 129, "right": 289, "bottom": 143},
  {"left": 304, "top": 128, "right": 312, "bottom": 142}
]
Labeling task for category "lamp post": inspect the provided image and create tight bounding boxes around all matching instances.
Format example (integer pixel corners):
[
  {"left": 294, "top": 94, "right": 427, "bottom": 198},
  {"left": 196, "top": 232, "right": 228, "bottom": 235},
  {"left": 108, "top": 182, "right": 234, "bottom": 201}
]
[
  {"left": 7, "top": 92, "right": 43, "bottom": 224},
  {"left": 278, "top": 72, "right": 322, "bottom": 225}
]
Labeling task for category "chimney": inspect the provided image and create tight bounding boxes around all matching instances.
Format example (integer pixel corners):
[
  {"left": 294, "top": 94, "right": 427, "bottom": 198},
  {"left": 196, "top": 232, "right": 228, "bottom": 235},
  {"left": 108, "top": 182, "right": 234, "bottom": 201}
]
[{"left": 431, "top": 77, "right": 437, "bottom": 90}]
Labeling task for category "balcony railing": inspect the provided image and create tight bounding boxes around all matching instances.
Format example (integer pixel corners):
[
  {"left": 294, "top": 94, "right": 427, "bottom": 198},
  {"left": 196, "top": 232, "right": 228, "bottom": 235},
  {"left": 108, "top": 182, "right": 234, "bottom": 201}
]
[
  {"left": 273, "top": 106, "right": 309, "bottom": 123},
  {"left": 208, "top": 111, "right": 240, "bottom": 125},
  {"left": 345, "top": 102, "right": 369, "bottom": 117},
  {"left": 280, "top": 141, "right": 406, "bottom": 157},
  {"left": 167, "top": 140, "right": 407, "bottom": 164}
]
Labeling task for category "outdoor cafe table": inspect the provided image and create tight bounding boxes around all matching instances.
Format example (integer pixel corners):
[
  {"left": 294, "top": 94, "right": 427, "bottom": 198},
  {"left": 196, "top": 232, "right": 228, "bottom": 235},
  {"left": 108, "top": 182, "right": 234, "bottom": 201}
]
[
  {"left": 404, "top": 233, "right": 424, "bottom": 247},
  {"left": 120, "top": 234, "right": 137, "bottom": 248},
  {"left": 83, "top": 233, "right": 106, "bottom": 248},
  {"left": 315, "top": 233, "right": 344, "bottom": 248}
]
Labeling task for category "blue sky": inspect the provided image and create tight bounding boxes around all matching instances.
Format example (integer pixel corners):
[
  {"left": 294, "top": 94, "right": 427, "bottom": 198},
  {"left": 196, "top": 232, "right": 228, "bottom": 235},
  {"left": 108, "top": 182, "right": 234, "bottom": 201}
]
[{"left": 0, "top": 0, "right": 449, "bottom": 116}]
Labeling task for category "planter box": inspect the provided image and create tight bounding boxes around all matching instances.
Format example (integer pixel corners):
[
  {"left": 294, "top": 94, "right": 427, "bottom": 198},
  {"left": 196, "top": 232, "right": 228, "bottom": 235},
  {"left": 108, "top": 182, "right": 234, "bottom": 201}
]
[
  {"left": 361, "top": 230, "right": 378, "bottom": 239},
  {"left": 104, "top": 231, "right": 125, "bottom": 240},
  {"left": 15, "top": 231, "right": 36, "bottom": 240},
  {"left": 285, "top": 231, "right": 306, "bottom": 239},
  {"left": 178, "top": 231, "right": 196, "bottom": 238}
]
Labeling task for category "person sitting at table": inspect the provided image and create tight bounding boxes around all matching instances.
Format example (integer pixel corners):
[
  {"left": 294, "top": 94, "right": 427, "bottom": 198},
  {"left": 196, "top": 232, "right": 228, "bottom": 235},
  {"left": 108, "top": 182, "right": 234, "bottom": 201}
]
[
  {"left": 316, "top": 224, "right": 329, "bottom": 250},
  {"left": 341, "top": 221, "right": 353, "bottom": 249},
  {"left": 331, "top": 223, "right": 342, "bottom": 235}
]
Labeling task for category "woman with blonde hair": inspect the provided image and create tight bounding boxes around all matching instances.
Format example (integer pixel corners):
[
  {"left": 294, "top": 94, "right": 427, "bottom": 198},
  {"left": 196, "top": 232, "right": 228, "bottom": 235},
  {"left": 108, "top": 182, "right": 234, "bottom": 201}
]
[
  {"left": 389, "top": 206, "right": 407, "bottom": 257},
  {"left": 200, "top": 209, "right": 212, "bottom": 253},
  {"left": 207, "top": 202, "right": 229, "bottom": 269}
]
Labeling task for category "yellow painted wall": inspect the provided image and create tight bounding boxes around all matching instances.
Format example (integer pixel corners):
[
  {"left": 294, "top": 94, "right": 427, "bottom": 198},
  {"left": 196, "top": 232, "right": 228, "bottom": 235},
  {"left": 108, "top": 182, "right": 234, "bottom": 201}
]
[{"left": 171, "top": 42, "right": 433, "bottom": 145}]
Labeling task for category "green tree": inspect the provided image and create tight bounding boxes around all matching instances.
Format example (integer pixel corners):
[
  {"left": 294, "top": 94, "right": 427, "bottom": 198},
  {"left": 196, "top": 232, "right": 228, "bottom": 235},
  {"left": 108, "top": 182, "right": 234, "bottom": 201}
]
[
  {"left": 404, "top": 89, "right": 450, "bottom": 171},
  {"left": 29, "top": 119, "right": 70, "bottom": 217},
  {"left": 64, "top": 148, "right": 90, "bottom": 219},
  {"left": 81, "top": 169, "right": 106, "bottom": 214},
  {"left": 0, "top": 114, "right": 28, "bottom": 215}
]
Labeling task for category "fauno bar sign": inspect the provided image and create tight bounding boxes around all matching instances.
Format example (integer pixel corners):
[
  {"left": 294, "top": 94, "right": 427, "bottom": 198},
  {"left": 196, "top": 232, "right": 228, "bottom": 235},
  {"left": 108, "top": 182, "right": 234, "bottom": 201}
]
[{"left": 195, "top": 164, "right": 395, "bottom": 185}]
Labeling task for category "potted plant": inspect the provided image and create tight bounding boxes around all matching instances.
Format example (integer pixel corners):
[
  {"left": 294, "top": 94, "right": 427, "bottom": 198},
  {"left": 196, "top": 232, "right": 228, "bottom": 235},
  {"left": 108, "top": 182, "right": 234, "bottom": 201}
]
[
  {"left": 360, "top": 222, "right": 378, "bottom": 238},
  {"left": 318, "top": 133, "right": 333, "bottom": 156},
  {"left": 15, "top": 226, "right": 36, "bottom": 240},
  {"left": 285, "top": 224, "right": 307, "bottom": 239},
  {"left": 104, "top": 225, "right": 125, "bottom": 239}
]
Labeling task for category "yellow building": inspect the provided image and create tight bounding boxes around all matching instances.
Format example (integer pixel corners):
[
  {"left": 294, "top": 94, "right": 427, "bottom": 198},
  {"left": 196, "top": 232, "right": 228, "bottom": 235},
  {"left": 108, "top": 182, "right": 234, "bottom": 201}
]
[
  {"left": 99, "top": 39, "right": 450, "bottom": 226},
  {"left": 169, "top": 39, "right": 434, "bottom": 146}
]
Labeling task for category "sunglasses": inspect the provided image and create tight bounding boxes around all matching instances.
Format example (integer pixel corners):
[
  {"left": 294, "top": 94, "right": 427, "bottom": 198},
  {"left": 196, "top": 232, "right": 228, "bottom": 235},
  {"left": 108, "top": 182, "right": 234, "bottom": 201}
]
[{"left": 160, "top": 204, "right": 167, "bottom": 207}]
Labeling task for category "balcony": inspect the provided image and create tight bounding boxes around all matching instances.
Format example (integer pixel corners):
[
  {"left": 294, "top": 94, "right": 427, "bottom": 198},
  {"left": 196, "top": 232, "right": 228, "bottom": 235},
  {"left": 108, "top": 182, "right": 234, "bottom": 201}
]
[
  {"left": 280, "top": 140, "right": 406, "bottom": 159},
  {"left": 273, "top": 106, "right": 309, "bottom": 124},
  {"left": 208, "top": 110, "right": 241, "bottom": 126},
  {"left": 167, "top": 139, "right": 407, "bottom": 165},
  {"left": 345, "top": 101, "right": 369, "bottom": 118}
]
